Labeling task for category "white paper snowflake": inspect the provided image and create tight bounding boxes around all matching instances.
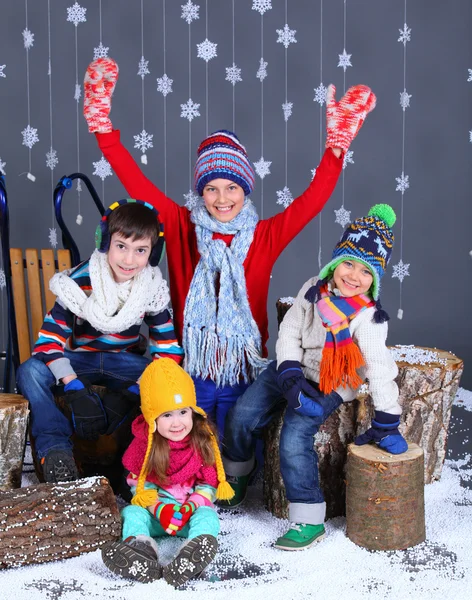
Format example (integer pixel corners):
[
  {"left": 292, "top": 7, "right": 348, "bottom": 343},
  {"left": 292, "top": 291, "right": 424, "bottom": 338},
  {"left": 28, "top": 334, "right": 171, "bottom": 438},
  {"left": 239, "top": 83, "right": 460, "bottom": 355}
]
[
  {"left": 67, "top": 3, "right": 87, "bottom": 26},
  {"left": 22, "top": 125, "right": 39, "bottom": 149},
  {"left": 343, "top": 150, "right": 354, "bottom": 170},
  {"left": 180, "top": 98, "right": 200, "bottom": 122},
  {"left": 313, "top": 83, "right": 327, "bottom": 106},
  {"left": 282, "top": 102, "right": 293, "bottom": 121},
  {"left": 93, "top": 42, "right": 109, "bottom": 59},
  {"left": 276, "top": 186, "right": 293, "bottom": 208},
  {"left": 337, "top": 49, "right": 352, "bottom": 71},
  {"left": 398, "top": 23, "right": 411, "bottom": 45},
  {"left": 49, "top": 227, "right": 58, "bottom": 248},
  {"left": 93, "top": 156, "right": 112, "bottom": 181},
  {"left": 76, "top": 179, "right": 82, "bottom": 193},
  {"left": 22, "top": 28, "right": 34, "bottom": 50},
  {"left": 468, "top": 69, "right": 472, "bottom": 82},
  {"left": 276, "top": 24, "right": 297, "bottom": 49},
  {"left": 254, "top": 157, "right": 271, "bottom": 179},
  {"left": 392, "top": 259, "right": 410, "bottom": 283},
  {"left": 157, "top": 74, "right": 173, "bottom": 97},
  {"left": 181, "top": 1, "right": 199, "bottom": 24},
  {"left": 46, "top": 149, "right": 58, "bottom": 170},
  {"left": 134, "top": 129, "right": 154, "bottom": 154},
  {"left": 226, "top": 63, "right": 242, "bottom": 85},
  {"left": 0, "top": 157, "right": 6, "bottom": 175},
  {"left": 74, "top": 83, "right": 81, "bottom": 102},
  {"left": 0, "top": 268, "right": 6, "bottom": 290},
  {"left": 0, "top": 65, "right": 5, "bottom": 78},
  {"left": 256, "top": 58, "right": 268, "bottom": 81},
  {"left": 469, "top": 130, "right": 472, "bottom": 143},
  {"left": 311, "top": 167, "right": 316, "bottom": 180},
  {"left": 252, "top": 0, "right": 272, "bottom": 14},
  {"left": 395, "top": 172, "right": 409, "bottom": 193},
  {"left": 138, "top": 56, "right": 150, "bottom": 79},
  {"left": 400, "top": 89, "right": 412, "bottom": 111},
  {"left": 334, "top": 206, "right": 351, "bottom": 228},
  {"left": 184, "top": 189, "right": 200, "bottom": 210},
  {"left": 197, "top": 39, "right": 217, "bottom": 62}
]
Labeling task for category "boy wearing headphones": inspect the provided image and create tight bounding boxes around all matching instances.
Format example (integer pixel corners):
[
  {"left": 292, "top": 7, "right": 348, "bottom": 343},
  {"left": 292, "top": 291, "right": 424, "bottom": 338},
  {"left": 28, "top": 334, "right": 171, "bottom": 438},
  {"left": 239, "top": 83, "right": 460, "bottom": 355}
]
[{"left": 17, "top": 200, "right": 183, "bottom": 484}]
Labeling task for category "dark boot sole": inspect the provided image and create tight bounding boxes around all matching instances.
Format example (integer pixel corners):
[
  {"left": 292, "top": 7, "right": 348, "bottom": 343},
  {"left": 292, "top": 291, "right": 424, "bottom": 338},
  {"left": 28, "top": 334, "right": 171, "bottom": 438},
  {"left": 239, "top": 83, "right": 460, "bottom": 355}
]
[
  {"left": 163, "top": 535, "right": 218, "bottom": 588},
  {"left": 101, "top": 541, "right": 162, "bottom": 583}
]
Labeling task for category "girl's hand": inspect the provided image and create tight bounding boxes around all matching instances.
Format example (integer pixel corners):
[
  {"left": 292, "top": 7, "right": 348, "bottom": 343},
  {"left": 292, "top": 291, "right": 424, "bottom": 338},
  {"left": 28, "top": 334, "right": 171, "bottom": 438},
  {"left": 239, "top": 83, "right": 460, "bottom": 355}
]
[{"left": 153, "top": 502, "right": 182, "bottom": 536}]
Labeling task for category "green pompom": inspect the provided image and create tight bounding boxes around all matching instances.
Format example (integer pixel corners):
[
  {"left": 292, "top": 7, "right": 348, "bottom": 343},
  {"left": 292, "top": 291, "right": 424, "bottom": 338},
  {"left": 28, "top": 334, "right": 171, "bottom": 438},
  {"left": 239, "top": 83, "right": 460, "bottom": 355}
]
[{"left": 368, "top": 203, "right": 396, "bottom": 228}]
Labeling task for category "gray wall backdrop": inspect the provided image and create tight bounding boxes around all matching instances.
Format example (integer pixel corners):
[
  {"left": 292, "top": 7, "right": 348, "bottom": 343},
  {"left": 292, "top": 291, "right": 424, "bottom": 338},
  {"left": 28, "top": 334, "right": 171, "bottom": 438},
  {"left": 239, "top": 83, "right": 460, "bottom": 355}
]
[{"left": 0, "top": 1, "right": 471, "bottom": 386}]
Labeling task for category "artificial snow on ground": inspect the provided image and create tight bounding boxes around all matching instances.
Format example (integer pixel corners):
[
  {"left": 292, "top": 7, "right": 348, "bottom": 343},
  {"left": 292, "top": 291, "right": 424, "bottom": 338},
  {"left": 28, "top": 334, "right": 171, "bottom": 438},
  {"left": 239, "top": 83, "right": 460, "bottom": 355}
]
[{"left": 0, "top": 394, "right": 471, "bottom": 600}]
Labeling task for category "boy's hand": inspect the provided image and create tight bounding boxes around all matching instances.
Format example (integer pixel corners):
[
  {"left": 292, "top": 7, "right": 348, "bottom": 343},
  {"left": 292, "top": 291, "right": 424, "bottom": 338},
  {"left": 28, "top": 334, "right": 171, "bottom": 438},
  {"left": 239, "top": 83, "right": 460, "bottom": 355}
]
[
  {"left": 355, "top": 410, "right": 408, "bottom": 454},
  {"left": 64, "top": 378, "right": 108, "bottom": 440},
  {"left": 102, "top": 382, "right": 140, "bottom": 435},
  {"left": 325, "top": 84, "right": 376, "bottom": 153},
  {"left": 83, "top": 57, "right": 119, "bottom": 133},
  {"left": 277, "top": 361, "right": 323, "bottom": 418}
]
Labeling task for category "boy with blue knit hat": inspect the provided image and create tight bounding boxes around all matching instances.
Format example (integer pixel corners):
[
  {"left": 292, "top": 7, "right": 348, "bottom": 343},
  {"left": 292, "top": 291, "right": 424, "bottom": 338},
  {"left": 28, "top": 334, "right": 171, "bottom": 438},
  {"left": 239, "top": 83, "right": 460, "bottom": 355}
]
[
  {"left": 84, "top": 57, "right": 376, "bottom": 435},
  {"left": 222, "top": 204, "right": 408, "bottom": 550}
]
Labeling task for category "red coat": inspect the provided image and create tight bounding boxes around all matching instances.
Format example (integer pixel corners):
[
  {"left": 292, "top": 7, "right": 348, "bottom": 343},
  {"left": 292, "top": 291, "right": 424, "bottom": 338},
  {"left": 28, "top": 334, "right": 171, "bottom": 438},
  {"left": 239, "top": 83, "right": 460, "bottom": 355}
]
[{"left": 97, "top": 131, "right": 342, "bottom": 355}]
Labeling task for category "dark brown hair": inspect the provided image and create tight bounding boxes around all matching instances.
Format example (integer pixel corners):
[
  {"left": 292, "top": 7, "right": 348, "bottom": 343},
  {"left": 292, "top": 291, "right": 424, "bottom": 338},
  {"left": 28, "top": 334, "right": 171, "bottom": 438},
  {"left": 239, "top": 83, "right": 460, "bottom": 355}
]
[
  {"left": 146, "top": 413, "right": 217, "bottom": 485},
  {"left": 107, "top": 202, "right": 160, "bottom": 247}
]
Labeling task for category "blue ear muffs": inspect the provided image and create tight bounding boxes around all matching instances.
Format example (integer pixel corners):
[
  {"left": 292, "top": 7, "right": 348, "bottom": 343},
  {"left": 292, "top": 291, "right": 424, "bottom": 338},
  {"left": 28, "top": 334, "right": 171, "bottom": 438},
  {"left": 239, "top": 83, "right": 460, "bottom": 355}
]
[{"left": 96, "top": 199, "right": 165, "bottom": 267}]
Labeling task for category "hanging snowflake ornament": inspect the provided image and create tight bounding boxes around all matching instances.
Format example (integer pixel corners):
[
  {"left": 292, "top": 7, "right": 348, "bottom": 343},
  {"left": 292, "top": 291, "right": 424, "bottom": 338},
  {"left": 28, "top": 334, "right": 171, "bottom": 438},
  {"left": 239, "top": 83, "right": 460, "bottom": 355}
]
[
  {"left": 313, "top": 83, "right": 327, "bottom": 106},
  {"left": 0, "top": 65, "right": 5, "bottom": 78},
  {"left": 252, "top": 0, "right": 272, "bottom": 14},
  {"left": 276, "top": 186, "right": 293, "bottom": 209},
  {"left": 184, "top": 189, "right": 200, "bottom": 210},
  {"left": 93, "top": 42, "right": 109, "bottom": 60},
  {"left": 74, "top": 84, "right": 81, "bottom": 102},
  {"left": 180, "top": 98, "right": 200, "bottom": 122},
  {"left": 398, "top": 23, "right": 411, "bottom": 45},
  {"left": 76, "top": 179, "right": 82, "bottom": 193},
  {"left": 22, "top": 29, "right": 35, "bottom": 50},
  {"left": 468, "top": 69, "right": 472, "bottom": 82},
  {"left": 392, "top": 259, "right": 410, "bottom": 283},
  {"left": 181, "top": 1, "right": 199, "bottom": 24},
  {"left": 337, "top": 49, "right": 352, "bottom": 71},
  {"left": 49, "top": 227, "right": 58, "bottom": 248},
  {"left": 342, "top": 150, "right": 354, "bottom": 170},
  {"left": 226, "top": 63, "right": 242, "bottom": 85},
  {"left": 157, "top": 74, "right": 173, "bottom": 97},
  {"left": 311, "top": 167, "right": 316, "bottom": 180},
  {"left": 254, "top": 157, "right": 271, "bottom": 179},
  {"left": 0, "top": 158, "right": 6, "bottom": 175},
  {"left": 276, "top": 24, "right": 297, "bottom": 49},
  {"left": 469, "top": 131, "right": 472, "bottom": 143},
  {"left": 93, "top": 156, "right": 113, "bottom": 181},
  {"left": 21, "top": 125, "right": 39, "bottom": 149},
  {"left": 400, "top": 89, "right": 412, "bottom": 111},
  {"left": 197, "top": 39, "right": 217, "bottom": 62},
  {"left": 395, "top": 172, "right": 409, "bottom": 193},
  {"left": 334, "top": 206, "right": 351, "bottom": 228},
  {"left": 46, "top": 148, "right": 58, "bottom": 170},
  {"left": 67, "top": 3, "right": 87, "bottom": 26},
  {"left": 0, "top": 267, "right": 6, "bottom": 290},
  {"left": 138, "top": 56, "right": 150, "bottom": 79},
  {"left": 282, "top": 102, "right": 293, "bottom": 121},
  {"left": 134, "top": 129, "right": 153, "bottom": 164},
  {"left": 256, "top": 58, "right": 268, "bottom": 81}
]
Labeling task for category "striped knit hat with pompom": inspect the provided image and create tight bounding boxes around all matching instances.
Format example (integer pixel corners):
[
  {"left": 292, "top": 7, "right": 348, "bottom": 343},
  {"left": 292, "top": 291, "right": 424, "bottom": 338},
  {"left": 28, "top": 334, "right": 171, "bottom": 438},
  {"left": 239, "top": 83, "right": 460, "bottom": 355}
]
[
  {"left": 131, "top": 358, "right": 234, "bottom": 508},
  {"left": 194, "top": 130, "right": 255, "bottom": 197}
]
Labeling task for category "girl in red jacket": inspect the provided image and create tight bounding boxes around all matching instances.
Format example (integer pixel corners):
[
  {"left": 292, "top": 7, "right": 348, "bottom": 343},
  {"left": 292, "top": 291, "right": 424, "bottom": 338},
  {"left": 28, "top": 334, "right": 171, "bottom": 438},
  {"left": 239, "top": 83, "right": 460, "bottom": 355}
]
[{"left": 83, "top": 58, "right": 376, "bottom": 436}]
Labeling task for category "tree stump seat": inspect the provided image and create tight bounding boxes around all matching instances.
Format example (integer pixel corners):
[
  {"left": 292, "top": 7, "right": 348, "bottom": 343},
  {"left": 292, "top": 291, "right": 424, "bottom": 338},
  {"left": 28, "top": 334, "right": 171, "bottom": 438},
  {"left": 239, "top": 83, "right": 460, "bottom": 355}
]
[{"left": 0, "top": 394, "right": 29, "bottom": 490}]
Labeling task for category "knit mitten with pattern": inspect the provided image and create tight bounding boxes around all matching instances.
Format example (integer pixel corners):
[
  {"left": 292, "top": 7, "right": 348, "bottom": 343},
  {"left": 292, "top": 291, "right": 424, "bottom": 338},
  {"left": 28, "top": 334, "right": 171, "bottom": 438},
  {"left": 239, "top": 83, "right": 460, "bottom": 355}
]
[
  {"left": 83, "top": 57, "right": 119, "bottom": 133},
  {"left": 325, "top": 84, "right": 376, "bottom": 153}
]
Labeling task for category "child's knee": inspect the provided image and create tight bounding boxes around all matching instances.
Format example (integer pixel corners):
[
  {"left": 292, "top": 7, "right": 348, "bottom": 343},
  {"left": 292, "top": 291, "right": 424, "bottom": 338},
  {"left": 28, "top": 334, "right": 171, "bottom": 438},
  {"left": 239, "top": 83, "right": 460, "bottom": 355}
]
[
  {"left": 121, "top": 504, "right": 151, "bottom": 525},
  {"left": 188, "top": 506, "right": 220, "bottom": 538}
]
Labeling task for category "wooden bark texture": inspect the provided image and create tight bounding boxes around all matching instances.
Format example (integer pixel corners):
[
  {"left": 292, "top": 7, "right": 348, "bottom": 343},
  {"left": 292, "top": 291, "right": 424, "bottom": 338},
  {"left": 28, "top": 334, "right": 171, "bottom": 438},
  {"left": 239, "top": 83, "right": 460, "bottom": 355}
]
[
  {"left": 0, "top": 395, "right": 29, "bottom": 491},
  {"left": 345, "top": 443, "right": 425, "bottom": 551},
  {"left": 0, "top": 476, "right": 121, "bottom": 569}
]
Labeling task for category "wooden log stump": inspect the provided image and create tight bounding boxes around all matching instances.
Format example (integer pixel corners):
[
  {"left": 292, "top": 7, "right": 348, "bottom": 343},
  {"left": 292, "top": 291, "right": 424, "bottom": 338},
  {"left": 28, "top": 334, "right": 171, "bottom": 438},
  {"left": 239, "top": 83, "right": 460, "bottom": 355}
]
[
  {"left": 0, "top": 394, "right": 29, "bottom": 490},
  {"left": 0, "top": 476, "right": 121, "bottom": 569},
  {"left": 345, "top": 443, "right": 425, "bottom": 551}
]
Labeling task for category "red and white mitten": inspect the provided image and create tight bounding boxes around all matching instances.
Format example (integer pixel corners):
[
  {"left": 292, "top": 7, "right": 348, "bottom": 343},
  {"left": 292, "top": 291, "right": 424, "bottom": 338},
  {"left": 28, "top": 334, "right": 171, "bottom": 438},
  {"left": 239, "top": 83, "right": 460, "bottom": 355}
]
[
  {"left": 83, "top": 57, "right": 119, "bottom": 134},
  {"left": 325, "top": 84, "right": 377, "bottom": 153}
]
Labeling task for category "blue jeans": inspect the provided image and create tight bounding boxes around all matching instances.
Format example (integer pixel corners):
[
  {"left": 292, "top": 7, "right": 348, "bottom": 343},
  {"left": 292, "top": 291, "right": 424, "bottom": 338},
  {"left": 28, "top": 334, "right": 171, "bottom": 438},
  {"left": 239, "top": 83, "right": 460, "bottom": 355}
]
[
  {"left": 193, "top": 376, "right": 249, "bottom": 441},
  {"left": 16, "top": 351, "right": 150, "bottom": 459},
  {"left": 223, "top": 361, "right": 343, "bottom": 525}
]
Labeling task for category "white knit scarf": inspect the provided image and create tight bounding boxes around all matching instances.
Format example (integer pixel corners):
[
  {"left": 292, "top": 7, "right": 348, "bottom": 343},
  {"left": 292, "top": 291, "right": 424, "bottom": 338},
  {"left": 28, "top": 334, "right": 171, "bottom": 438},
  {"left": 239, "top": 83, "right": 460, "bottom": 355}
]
[{"left": 49, "top": 249, "right": 170, "bottom": 334}]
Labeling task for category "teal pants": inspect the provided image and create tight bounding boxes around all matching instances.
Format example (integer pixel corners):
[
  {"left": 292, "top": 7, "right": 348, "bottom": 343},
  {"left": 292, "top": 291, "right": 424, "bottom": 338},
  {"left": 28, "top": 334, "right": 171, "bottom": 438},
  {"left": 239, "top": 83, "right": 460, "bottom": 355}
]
[{"left": 121, "top": 504, "right": 220, "bottom": 541}]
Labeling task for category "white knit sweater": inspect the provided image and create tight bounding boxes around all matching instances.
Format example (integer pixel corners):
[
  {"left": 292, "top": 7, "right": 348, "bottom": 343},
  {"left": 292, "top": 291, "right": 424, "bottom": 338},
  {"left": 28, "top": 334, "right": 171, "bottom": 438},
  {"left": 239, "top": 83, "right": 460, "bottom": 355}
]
[{"left": 276, "top": 276, "right": 401, "bottom": 415}]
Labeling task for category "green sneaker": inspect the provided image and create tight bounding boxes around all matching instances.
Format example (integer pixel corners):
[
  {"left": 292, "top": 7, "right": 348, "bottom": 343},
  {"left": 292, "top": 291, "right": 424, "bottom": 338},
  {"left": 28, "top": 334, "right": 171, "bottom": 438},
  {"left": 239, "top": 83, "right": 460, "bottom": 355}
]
[
  {"left": 274, "top": 523, "right": 325, "bottom": 551},
  {"left": 218, "top": 473, "right": 250, "bottom": 509}
]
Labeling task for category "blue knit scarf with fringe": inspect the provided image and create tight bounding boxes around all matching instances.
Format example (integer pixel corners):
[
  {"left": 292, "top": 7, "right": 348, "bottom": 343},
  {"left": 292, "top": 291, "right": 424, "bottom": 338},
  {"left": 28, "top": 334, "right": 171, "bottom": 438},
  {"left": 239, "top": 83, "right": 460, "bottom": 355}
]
[{"left": 183, "top": 199, "right": 269, "bottom": 387}]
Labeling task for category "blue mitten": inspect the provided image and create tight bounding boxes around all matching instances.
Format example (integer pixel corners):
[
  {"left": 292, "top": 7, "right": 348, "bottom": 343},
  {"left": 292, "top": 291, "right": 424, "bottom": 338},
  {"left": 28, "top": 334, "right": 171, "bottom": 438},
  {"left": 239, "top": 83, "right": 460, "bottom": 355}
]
[
  {"left": 276, "top": 361, "right": 323, "bottom": 418},
  {"left": 355, "top": 410, "right": 408, "bottom": 454}
]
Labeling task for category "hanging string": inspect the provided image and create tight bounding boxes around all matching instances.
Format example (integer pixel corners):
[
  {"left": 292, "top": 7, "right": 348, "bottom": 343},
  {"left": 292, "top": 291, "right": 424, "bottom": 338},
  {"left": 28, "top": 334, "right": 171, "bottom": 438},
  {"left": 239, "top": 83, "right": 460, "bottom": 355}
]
[
  {"left": 317, "top": 0, "right": 324, "bottom": 269},
  {"left": 46, "top": 0, "right": 58, "bottom": 246},
  {"left": 21, "top": 0, "right": 38, "bottom": 182},
  {"left": 232, "top": 0, "right": 235, "bottom": 131},
  {"left": 134, "top": 0, "right": 153, "bottom": 165}
]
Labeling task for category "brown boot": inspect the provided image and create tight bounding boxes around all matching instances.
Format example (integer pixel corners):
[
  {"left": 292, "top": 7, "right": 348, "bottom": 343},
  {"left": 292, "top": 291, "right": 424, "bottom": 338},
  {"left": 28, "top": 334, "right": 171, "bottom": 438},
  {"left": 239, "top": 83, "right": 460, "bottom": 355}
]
[
  {"left": 101, "top": 535, "right": 162, "bottom": 583},
  {"left": 163, "top": 534, "right": 218, "bottom": 588}
]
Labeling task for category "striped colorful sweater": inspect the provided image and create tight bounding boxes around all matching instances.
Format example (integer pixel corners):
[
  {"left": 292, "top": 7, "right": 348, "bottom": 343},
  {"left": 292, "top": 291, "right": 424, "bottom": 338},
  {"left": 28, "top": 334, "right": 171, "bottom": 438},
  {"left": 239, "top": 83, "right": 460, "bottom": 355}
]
[{"left": 32, "top": 258, "right": 183, "bottom": 382}]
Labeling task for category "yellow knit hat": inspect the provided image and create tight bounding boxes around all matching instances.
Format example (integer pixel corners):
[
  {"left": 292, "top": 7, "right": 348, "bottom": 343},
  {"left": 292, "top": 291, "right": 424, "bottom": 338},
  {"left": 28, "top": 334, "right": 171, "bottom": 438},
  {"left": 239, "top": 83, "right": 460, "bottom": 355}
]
[{"left": 131, "top": 358, "right": 234, "bottom": 508}]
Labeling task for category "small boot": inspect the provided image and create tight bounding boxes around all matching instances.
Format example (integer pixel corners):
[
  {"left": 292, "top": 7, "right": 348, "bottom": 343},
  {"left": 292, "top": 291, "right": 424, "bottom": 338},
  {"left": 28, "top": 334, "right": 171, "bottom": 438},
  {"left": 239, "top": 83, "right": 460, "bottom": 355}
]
[
  {"left": 163, "top": 534, "right": 218, "bottom": 588},
  {"left": 101, "top": 535, "right": 162, "bottom": 583},
  {"left": 274, "top": 523, "right": 325, "bottom": 551}
]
